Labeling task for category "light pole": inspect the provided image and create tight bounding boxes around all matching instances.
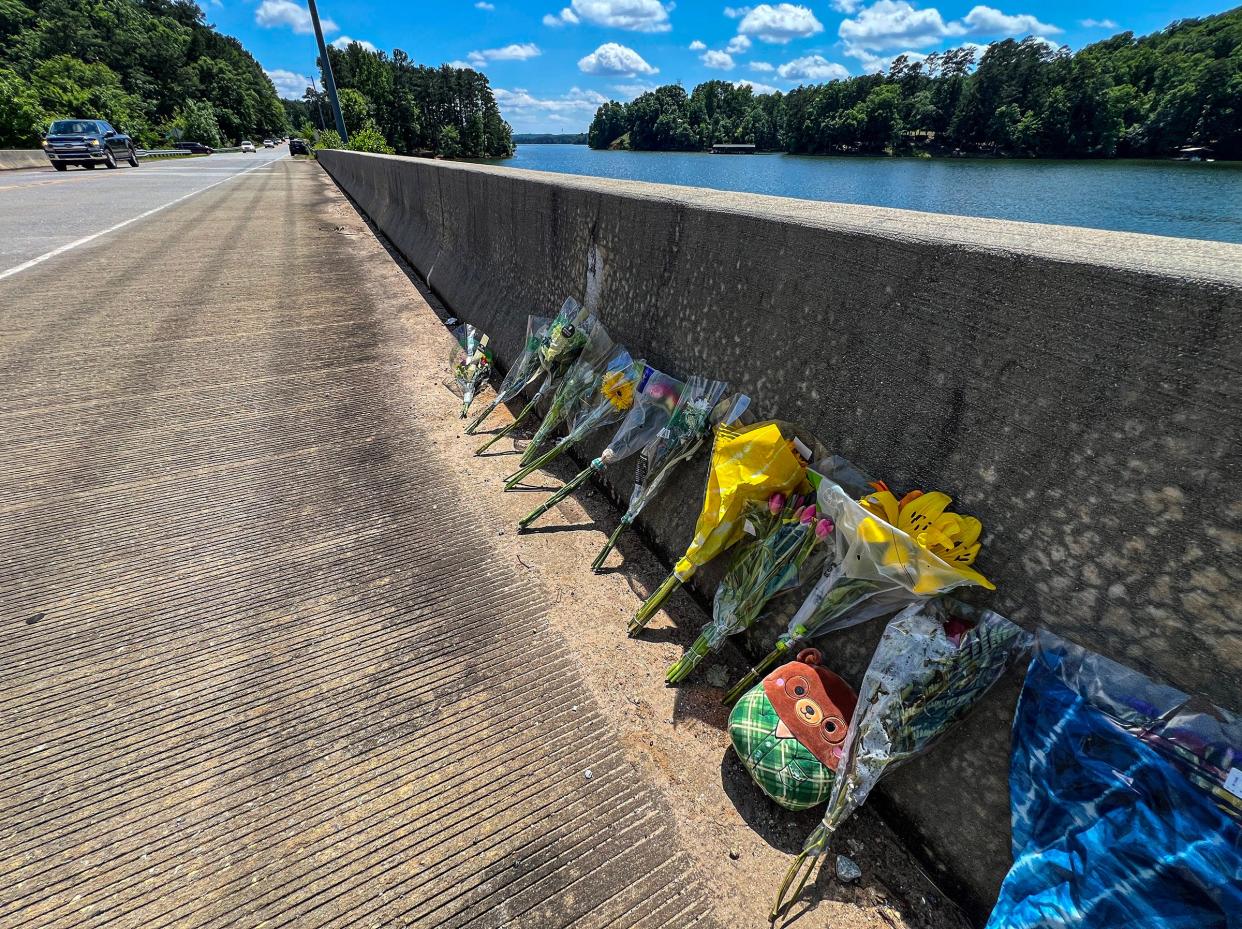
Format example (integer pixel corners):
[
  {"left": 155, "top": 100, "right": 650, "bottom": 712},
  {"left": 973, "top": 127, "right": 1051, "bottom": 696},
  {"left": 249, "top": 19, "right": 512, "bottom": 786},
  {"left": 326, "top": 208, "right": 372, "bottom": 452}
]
[{"left": 307, "top": 0, "right": 348, "bottom": 142}]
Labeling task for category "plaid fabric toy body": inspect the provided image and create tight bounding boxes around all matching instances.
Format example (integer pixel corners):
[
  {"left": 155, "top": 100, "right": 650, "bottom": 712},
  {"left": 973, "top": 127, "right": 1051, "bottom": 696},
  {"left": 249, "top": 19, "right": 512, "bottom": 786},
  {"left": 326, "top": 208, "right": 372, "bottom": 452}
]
[{"left": 729, "top": 687, "right": 837, "bottom": 811}]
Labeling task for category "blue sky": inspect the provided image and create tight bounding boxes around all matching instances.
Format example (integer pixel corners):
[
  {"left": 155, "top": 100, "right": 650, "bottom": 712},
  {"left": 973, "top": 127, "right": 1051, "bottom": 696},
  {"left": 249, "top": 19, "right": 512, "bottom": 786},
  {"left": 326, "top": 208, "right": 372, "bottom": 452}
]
[{"left": 208, "top": 0, "right": 1235, "bottom": 132}]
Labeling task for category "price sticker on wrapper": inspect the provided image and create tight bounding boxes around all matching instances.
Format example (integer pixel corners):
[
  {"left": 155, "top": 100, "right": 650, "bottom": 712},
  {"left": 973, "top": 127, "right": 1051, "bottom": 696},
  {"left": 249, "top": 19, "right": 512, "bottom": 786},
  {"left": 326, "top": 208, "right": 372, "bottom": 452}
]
[{"left": 1226, "top": 767, "right": 1242, "bottom": 800}]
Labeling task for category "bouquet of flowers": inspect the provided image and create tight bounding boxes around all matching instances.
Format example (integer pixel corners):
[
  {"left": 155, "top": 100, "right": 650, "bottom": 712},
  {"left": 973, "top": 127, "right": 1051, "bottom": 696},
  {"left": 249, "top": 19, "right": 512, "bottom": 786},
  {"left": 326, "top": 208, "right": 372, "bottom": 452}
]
[
  {"left": 464, "top": 314, "right": 550, "bottom": 435},
  {"left": 590, "top": 382, "right": 744, "bottom": 572},
  {"left": 723, "top": 475, "right": 996, "bottom": 706},
  {"left": 474, "top": 297, "right": 596, "bottom": 454},
  {"left": 771, "top": 600, "right": 1030, "bottom": 923},
  {"left": 517, "top": 368, "right": 685, "bottom": 530},
  {"left": 447, "top": 324, "right": 493, "bottom": 418},
  {"left": 512, "top": 324, "right": 621, "bottom": 469},
  {"left": 503, "top": 348, "right": 645, "bottom": 490},
  {"left": 666, "top": 493, "right": 834, "bottom": 684},
  {"left": 628, "top": 420, "right": 813, "bottom": 636}
]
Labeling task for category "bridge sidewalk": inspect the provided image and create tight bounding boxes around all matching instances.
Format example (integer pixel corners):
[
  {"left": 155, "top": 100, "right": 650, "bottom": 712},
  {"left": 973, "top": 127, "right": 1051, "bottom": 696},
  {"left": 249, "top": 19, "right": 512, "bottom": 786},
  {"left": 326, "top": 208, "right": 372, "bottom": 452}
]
[{"left": 0, "top": 159, "right": 963, "bottom": 929}]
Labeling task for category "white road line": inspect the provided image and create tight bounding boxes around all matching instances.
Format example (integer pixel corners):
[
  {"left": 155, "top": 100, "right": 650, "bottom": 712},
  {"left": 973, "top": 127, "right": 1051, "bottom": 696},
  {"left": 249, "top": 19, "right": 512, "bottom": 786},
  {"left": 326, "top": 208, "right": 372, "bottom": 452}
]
[{"left": 0, "top": 159, "right": 275, "bottom": 282}]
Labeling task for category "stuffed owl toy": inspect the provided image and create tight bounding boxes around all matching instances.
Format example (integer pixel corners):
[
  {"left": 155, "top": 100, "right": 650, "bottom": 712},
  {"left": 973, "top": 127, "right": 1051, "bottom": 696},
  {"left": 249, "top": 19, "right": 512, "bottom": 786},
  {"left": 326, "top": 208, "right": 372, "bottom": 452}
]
[{"left": 728, "top": 648, "right": 858, "bottom": 811}]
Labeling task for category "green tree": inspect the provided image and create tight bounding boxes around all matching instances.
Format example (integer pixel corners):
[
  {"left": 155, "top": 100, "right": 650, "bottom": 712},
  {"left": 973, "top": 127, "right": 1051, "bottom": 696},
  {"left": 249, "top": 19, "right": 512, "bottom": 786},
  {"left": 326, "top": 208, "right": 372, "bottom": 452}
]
[
  {"left": 437, "top": 123, "right": 461, "bottom": 158},
  {"left": 347, "top": 119, "right": 394, "bottom": 154},
  {"left": 0, "top": 66, "right": 44, "bottom": 145},
  {"left": 173, "top": 98, "right": 222, "bottom": 147}
]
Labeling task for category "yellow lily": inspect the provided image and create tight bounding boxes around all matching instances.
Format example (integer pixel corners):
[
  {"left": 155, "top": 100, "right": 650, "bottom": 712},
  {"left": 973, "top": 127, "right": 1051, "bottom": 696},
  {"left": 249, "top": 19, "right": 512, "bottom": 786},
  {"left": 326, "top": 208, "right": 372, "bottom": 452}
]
[{"left": 858, "top": 483, "right": 994, "bottom": 592}]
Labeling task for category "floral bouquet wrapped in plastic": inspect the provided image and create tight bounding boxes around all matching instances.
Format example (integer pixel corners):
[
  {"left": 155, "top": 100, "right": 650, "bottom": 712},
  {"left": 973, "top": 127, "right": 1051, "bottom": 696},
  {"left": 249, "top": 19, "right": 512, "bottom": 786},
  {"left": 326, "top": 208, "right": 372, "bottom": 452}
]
[
  {"left": 504, "top": 348, "right": 645, "bottom": 490},
  {"left": 510, "top": 325, "right": 621, "bottom": 470},
  {"left": 724, "top": 475, "right": 996, "bottom": 705},
  {"left": 628, "top": 420, "right": 813, "bottom": 636},
  {"left": 464, "top": 314, "right": 550, "bottom": 435},
  {"left": 770, "top": 599, "right": 1030, "bottom": 922},
  {"left": 447, "top": 324, "right": 493, "bottom": 418},
  {"left": 591, "top": 380, "right": 742, "bottom": 572},
  {"left": 666, "top": 492, "right": 834, "bottom": 684},
  {"left": 475, "top": 297, "right": 597, "bottom": 454},
  {"left": 518, "top": 367, "right": 685, "bottom": 530}
]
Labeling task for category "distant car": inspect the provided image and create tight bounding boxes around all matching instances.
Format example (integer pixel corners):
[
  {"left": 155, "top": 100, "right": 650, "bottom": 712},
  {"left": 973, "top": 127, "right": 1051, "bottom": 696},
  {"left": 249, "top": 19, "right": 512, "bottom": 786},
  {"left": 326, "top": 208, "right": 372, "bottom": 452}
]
[
  {"left": 263, "top": 139, "right": 275, "bottom": 148},
  {"left": 174, "top": 141, "right": 214, "bottom": 155},
  {"left": 289, "top": 138, "right": 310, "bottom": 155},
  {"left": 42, "top": 119, "right": 139, "bottom": 171},
  {"left": 240, "top": 140, "right": 256, "bottom": 153}
]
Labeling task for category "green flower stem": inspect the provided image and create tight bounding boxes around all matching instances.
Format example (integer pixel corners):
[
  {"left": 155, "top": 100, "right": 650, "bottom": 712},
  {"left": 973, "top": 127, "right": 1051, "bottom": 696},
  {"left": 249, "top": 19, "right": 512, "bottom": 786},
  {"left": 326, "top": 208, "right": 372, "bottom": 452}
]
[
  {"left": 503, "top": 440, "right": 568, "bottom": 489},
  {"left": 723, "top": 639, "right": 792, "bottom": 705},
  {"left": 770, "top": 850, "right": 815, "bottom": 925},
  {"left": 628, "top": 573, "right": 682, "bottom": 636},
  {"left": 518, "top": 463, "right": 597, "bottom": 529},
  {"left": 665, "top": 630, "right": 717, "bottom": 684},
  {"left": 591, "top": 517, "right": 630, "bottom": 572},
  {"left": 464, "top": 398, "right": 499, "bottom": 434},
  {"left": 474, "top": 398, "right": 538, "bottom": 454}
]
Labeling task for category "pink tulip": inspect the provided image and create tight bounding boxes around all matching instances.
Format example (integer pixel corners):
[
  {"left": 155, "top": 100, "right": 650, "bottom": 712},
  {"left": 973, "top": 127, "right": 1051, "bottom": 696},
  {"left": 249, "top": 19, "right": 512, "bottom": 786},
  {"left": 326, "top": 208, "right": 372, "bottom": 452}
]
[
  {"left": 815, "top": 518, "right": 832, "bottom": 540},
  {"left": 792, "top": 505, "right": 806, "bottom": 522},
  {"left": 800, "top": 505, "right": 816, "bottom": 524},
  {"left": 768, "top": 493, "right": 785, "bottom": 515}
]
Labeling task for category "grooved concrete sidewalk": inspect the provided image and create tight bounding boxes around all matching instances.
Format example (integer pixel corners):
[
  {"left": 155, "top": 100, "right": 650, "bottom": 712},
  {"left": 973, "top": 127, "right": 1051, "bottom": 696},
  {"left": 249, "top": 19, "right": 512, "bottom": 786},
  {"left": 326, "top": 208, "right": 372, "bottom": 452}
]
[{"left": 0, "top": 159, "right": 717, "bottom": 929}]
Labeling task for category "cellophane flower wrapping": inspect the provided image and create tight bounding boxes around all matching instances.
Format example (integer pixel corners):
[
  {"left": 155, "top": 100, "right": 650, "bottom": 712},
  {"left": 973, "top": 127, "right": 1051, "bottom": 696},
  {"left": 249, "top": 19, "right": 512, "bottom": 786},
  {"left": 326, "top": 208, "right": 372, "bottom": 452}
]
[
  {"left": 447, "top": 324, "right": 493, "bottom": 416},
  {"left": 594, "top": 369, "right": 685, "bottom": 468},
  {"left": 536, "top": 296, "right": 595, "bottom": 382},
  {"left": 622, "top": 378, "right": 733, "bottom": 522},
  {"left": 805, "top": 599, "right": 1031, "bottom": 857},
  {"left": 985, "top": 632, "right": 1242, "bottom": 929},
  {"left": 781, "top": 477, "right": 997, "bottom": 651},
  {"left": 523, "top": 319, "right": 615, "bottom": 456},
  {"left": 561, "top": 349, "right": 644, "bottom": 447},
  {"left": 671, "top": 421, "right": 809, "bottom": 584},
  {"left": 464, "top": 314, "right": 550, "bottom": 434}
]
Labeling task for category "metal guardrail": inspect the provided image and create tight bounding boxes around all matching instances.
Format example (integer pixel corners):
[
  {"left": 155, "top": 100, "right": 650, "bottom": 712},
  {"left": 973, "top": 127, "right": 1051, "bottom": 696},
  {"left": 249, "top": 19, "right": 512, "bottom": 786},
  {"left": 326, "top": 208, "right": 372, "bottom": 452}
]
[{"left": 136, "top": 149, "right": 196, "bottom": 160}]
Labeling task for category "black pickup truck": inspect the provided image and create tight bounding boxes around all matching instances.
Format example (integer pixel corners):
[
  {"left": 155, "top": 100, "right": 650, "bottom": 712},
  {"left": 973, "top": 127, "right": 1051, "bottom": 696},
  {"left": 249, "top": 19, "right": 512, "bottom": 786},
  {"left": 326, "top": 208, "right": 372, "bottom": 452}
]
[{"left": 42, "top": 119, "right": 139, "bottom": 170}]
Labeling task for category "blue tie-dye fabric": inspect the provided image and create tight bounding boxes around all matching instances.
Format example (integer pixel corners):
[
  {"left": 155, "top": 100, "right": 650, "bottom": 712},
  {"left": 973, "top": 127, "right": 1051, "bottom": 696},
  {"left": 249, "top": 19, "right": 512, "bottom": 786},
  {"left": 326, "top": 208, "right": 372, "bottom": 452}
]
[{"left": 986, "top": 637, "right": 1242, "bottom": 929}]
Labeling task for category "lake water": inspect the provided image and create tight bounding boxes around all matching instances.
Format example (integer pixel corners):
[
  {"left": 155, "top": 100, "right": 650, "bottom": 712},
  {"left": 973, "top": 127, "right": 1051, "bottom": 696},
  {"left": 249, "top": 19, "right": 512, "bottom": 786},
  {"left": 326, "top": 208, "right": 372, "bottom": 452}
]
[{"left": 485, "top": 145, "right": 1242, "bottom": 244}]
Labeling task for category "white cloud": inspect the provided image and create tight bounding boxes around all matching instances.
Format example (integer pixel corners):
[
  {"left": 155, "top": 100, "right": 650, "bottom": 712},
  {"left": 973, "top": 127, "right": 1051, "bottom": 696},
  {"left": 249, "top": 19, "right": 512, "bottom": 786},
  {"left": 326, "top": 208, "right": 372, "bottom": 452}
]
[
  {"left": 331, "top": 36, "right": 377, "bottom": 51},
  {"left": 578, "top": 42, "right": 659, "bottom": 75},
  {"left": 1079, "top": 17, "right": 1116, "bottom": 28},
  {"left": 475, "top": 0, "right": 495, "bottom": 7},
  {"left": 701, "top": 49, "right": 736, "bottom": 69},
  {"left": 255, "top": 0, "right": 336, "bottom": 35},
  {"left": 724, "top": 6, "right": 751, "bottom": 18},
  {"left": 735, "top": 79, "right": 780, "bottom": 94},
  {"left": 543, "top": 7, "right": 579, "bottom": 25},
  {"left": 749, "top": 60, "right": 775, "bottom": 71},
  {"left": 963, "top": 6, "right": 1061, "bottom": 35},
  {"left": 265, "top": 68, "right": 313, "bottom": 99},
  {"left": 495, "top": 86, "right": 608, "bottom": 115},
  {"left": 844, "top": 45, "right": 926, "bottom": 72},
  {"left": 839, "top": 1, "right": 963, "bottom": 51},
  {"left": 612, "top": 80, "right": 660, "bottom": 98},
  {"left": 547, "top": 0, "right": 672, "bottom": 32},
  {"left": 726, "top": 34, "right": 752, "bottom": 52},
  {"left": 737, "top": 3, "right": 823, "bottom": 43},
  {"left": 777, "top": 54, "right": 849, "bottom": 80},
  {"left": 467, "top": 42, "right": 542, "bottom": 67},
  {"left": 447, "top": 59, "right": 474, "bottom": 69},
  {"left": 689, "top": 39, "right": 707, "bottom": 50},
  {"left": 831, "top": 0, "right": 861, "bottom": 10}
]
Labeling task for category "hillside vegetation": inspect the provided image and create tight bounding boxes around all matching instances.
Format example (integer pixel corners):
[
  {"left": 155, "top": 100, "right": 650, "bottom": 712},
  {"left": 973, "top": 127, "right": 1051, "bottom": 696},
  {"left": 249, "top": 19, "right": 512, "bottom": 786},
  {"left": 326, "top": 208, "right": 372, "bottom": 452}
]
[
  {"left": 589, "top": 8, "right": 1242, "bottom": 159},
  {"left": 285, "top": 42, "right": 513, "bottom": 159},
  {"left": 0, "top": 0, "right": 287, "bottom": 147}
]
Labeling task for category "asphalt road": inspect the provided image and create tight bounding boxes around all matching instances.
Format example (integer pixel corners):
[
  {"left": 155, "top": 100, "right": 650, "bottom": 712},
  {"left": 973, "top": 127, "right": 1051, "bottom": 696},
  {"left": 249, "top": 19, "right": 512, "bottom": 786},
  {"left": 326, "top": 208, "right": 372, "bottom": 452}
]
[
  {"left": 0, "top": 156, "right": 716, "bottom": 928},
  {"left": 0, "top": 149, "right": 287, "bottom": 276}
]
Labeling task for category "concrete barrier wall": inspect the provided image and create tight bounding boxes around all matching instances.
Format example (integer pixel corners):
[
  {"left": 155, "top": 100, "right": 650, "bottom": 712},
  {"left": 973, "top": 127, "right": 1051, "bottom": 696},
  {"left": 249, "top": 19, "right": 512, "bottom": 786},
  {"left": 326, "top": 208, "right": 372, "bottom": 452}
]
[
  {"left": 318, "top": 149, "right": 1242, "bottom": 920},
  {"left": 0, "top": 149, "right": 49, "bottom": 171}
]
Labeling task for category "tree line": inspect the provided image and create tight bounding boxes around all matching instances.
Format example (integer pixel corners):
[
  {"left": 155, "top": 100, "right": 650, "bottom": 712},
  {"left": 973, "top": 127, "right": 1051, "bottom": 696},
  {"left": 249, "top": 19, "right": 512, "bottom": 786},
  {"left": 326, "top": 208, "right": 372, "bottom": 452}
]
[
  {"left": 284, "top": 42, "right": 514, "bottom": 159},
  {"left": 0, "top": 0, "right": 287, "bottom": 148},
  {"left": 589, "top": 8, "right": 1241, "bottom": 159}
]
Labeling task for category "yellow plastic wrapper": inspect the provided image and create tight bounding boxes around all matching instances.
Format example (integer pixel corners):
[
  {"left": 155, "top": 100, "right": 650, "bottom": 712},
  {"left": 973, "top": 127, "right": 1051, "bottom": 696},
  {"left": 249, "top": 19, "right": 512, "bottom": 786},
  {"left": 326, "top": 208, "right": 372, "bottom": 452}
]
[
  {"left": 629, "top": 421, "right": 808, "bottom": 635},
  {"left": 673, "top": 422, "right": 808, "bottom": 582}
]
